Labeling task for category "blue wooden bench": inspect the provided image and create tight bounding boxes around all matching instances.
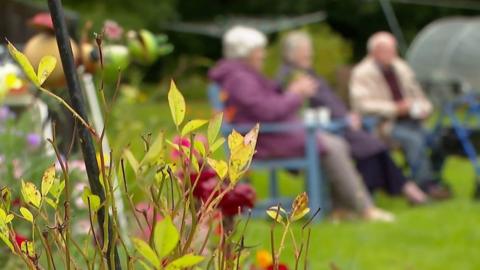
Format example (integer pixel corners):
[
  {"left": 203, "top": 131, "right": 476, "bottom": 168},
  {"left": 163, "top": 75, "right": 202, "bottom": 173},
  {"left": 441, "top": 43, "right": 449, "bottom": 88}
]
[{"left": 207, "top": 83, "right": 347, "bottom": 219}]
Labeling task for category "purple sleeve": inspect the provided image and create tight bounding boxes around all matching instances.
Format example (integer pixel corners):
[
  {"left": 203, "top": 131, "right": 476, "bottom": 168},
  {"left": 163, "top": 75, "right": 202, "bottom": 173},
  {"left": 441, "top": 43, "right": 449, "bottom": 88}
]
[{"left": 224, "top": 72, "right": 303, "bottom": 122}]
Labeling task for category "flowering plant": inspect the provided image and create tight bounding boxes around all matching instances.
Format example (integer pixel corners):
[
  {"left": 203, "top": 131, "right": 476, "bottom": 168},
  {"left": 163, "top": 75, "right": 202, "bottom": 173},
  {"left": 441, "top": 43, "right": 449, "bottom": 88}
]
[{"left": 0, "top": 39, "right": 315, "bottom": 270}]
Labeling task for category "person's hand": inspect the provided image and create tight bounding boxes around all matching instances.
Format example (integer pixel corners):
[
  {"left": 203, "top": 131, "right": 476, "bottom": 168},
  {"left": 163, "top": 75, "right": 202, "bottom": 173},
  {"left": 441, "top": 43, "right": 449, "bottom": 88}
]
[
  {"left": 396, "top": 99, "right": 411, "bottom": 116},
  {"left": 348, "top": 112, "right": 362, "bottom": 131},
  {"left": 287, "top": 75, "right": 318, "bottom": 98}
]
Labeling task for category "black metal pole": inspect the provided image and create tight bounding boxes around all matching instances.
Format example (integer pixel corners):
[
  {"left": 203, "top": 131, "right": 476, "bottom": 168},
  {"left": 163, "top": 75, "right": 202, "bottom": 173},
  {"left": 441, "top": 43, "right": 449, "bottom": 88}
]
[{"left": 46, "top": 0, "right": 120, "bottom": 268}]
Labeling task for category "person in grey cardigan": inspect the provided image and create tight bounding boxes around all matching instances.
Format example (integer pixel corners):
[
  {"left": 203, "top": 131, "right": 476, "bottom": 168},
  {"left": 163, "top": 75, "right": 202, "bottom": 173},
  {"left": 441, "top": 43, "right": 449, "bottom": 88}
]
[{"left": 278, "top": 31, "right": 428, "bottom": 205}]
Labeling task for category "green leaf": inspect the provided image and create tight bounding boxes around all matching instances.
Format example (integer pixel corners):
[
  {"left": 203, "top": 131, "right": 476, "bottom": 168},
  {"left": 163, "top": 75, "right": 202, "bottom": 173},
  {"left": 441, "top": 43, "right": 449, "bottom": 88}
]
[
  {"left": 165, "top": 254, "right": 204, "bottom": 270},
  {"left": 208, "top": 113, "right": 223, "bottom": 145},
  {"left": 140, "top": 132, "right": 164, "bottom": 166},
  {"left": 44, "top": 197, "right": 57, "bottom": 209},
  {"left": 49, "top": 180, "right": 65, "bottom": 199},
  {"left": 138, "top": 259, "right": 154, "bottom": 270},
  {"left": 193, "top": 140, "right": 206, "bottom": 157},
  {"left": 1, "top": 188, "right": 11, "bottom": 212},
  {"left": 21, "top": 181, "right": 41, "bottom": 208},
  {"left": 209, "top": 137, "right": 225, "bottom": 153},
  {"left": 37, "top": 56, "right": 57, "bottom": 86},
  {"left": 133, "top": 238, "right": 160, "bottom": 267},
  {"left": 123, "top": 149, "right": 139, "bottom": 174},
  {"left": 20, "top": 207, "right": 33, "bottom": 223},
  {"left": 191, "top": 154, "right": 200, "bottom": 173},
  {"left": 154, "top": 216, "right": 179, "bottom": 259},
  {"left": 168, "top": 80, "right": 186, "bottom": 127},
  {"left": 181, "top": 119, "right": 208, "bottom": 136},
  {"left": 7, "top": 41, "right": 39, "bottom": 86},
  {"left": 81, "top": 188, "right": 101, "bottom": 213},
  {"left": 0, "top": 233, "right": 14, "bottom": 252},
  {"left": 207, "top": 158, "right": 228, "bottom": 180},
  {"left": 41, "top": 165, "right": 55, "bottom": 196}
]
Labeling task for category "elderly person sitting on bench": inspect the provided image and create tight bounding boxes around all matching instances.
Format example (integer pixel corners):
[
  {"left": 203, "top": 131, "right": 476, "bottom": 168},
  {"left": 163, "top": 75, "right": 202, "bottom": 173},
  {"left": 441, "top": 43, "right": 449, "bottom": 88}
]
[
  {"left": 208, "top": 26, "right": 394, "bottom": 222},
  {"left": 277, "top": 31, "right": 428, "bottom": 205},
  {"left": 349, "top": 31, "right": 451, "bottom": 199}
]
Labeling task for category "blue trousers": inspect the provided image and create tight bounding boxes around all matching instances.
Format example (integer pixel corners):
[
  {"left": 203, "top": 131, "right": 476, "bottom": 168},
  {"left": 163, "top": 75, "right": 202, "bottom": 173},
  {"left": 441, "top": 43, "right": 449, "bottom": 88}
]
[{"left": 390, "top": 120, "right": 435, "bottom": 184}]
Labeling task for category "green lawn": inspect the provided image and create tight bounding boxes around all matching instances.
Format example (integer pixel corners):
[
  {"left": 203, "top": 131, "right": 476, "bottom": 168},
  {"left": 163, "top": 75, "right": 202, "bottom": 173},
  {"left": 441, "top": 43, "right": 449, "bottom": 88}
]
[{"left": 109, "top": 100, "right": 480, "bottom": 270}]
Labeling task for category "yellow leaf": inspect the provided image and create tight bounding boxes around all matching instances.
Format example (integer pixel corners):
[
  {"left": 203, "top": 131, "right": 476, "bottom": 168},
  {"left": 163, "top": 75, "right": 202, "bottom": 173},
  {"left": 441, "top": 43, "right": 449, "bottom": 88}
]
[
  {"left": 207, "top": 158, "right": 228, "bottom": 180},
  {"left": 37, "top": 55, "right": 57, "bottom": 86},
  {"left": 291, "top": 192, "right": 310, "bottom": 221},
  {"left": 266, "top": 206, "right": 287, "bottom": 224},
  {"left": 168, "top": 80, "right": 186, "bottom": 127},
  {"left": 20, "top": 207, "right": 33, "bottom": 223},
  {"left": 227, "top": 129, "right": 244, "bottom": 151},
  {"left": 7, "top": 41, "right": 39, "bottom": 87},
  {"left": 21, "top": 181, "right": 41, "bottom": 208},
  {"left": 244, "top": 123, "right": 260, "bottom": 149},
  {"left": 181, "top": 119, "right": 208, "bottom": 136},
  {"left": 21, "top": 241, "right": 35, "bottom": 256},
  {"left": 5, "top": 214, "right": 14, "bottom": 224},
  {"left": 41, "top": 164, "right": 55, "bottom": 196}
]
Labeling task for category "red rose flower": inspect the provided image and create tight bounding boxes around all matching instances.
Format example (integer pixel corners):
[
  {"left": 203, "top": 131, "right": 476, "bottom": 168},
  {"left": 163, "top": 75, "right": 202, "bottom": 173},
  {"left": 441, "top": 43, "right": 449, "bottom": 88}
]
[
  {"left": 266, "top": 264, "right": 289, "bottom": 270},
  {"left": 14, "top": 232, "right": 27, "bottom": 246},
  {"left": 219, "top": 183, "right": 256, "bottom": 216}
]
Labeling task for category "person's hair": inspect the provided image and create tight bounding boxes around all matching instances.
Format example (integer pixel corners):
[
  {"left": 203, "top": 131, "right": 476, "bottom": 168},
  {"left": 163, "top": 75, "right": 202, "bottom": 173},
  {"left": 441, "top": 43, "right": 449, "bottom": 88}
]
[
  {"left": 281, "top": 31, "right": 312, "bottom": 64},
  {"left": 367, "top": 31, "right": 397, "bottom": 52},
  {"left": 222, "top": 26, "right": 267, "bottom": 59}
]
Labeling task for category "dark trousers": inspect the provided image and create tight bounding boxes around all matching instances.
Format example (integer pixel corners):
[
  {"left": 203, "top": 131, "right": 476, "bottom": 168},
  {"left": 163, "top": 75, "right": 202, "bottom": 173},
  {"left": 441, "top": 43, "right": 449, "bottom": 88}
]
[{"left": 356, "top": 151, "right": 406, "bottom": 195}]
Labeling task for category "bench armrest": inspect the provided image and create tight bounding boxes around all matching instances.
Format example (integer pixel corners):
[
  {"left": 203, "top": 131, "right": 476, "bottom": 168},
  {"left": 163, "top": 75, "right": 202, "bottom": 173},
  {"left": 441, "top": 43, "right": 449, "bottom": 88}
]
[{"left": 222, "top": 119, "right": 348, "bottom": 135}]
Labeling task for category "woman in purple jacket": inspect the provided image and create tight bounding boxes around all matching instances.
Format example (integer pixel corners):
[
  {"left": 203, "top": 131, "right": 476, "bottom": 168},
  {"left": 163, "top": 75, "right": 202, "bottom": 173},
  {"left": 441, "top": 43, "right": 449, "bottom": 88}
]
[
  {"left": 209, "top": 26, "right": 395, "bottom": 222},
  {"left": 278, "top": 31, "right": 428, "bottom": 205}
]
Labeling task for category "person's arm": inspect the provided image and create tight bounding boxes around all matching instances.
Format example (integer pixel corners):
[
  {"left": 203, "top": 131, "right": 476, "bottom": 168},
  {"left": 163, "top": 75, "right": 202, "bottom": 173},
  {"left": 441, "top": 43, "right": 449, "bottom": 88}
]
[
  {"left": 224, "top": 72, "right": 303, "bottom": 122},
  {"left": 349, "top": 70, "right": 398, "bottom": 118}
]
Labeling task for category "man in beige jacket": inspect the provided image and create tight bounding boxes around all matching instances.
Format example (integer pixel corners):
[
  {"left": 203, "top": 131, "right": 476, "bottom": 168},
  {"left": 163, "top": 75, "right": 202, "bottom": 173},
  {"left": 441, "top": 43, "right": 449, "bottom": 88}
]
[{"left": 350, "top": 31, "right": 449, "bottom": 198}]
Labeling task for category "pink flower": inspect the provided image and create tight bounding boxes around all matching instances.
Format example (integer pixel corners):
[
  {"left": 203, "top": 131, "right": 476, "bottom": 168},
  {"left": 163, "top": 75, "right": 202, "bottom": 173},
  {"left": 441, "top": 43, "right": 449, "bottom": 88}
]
[
  {"left": 12, "top": 159, "right": 23, "bottom": 179},
  {"left": 103, "top": 20, "right": 124, "bottom": 41},
  {"left": 170, "top": 134, "right": 208, "bottom": 161},
  {"left": 74, "top": 219, "right": 91, "bottom": 235},
  {"left": 69, "top": 160, "right": 86, "bottom": 172}
]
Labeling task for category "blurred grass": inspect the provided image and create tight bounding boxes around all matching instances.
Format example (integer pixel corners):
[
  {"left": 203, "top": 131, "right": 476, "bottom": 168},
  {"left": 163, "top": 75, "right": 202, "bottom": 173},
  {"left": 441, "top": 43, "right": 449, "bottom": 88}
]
[{"left": 109, "top": 101, "right": 480, "bottom": 270}]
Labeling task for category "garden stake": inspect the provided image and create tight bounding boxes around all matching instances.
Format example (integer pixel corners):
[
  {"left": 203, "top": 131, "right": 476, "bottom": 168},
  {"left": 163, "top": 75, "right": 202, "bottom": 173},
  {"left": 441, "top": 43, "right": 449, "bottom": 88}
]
[{"left": 46, "top": 0, "right": 121, "bottom": 268}]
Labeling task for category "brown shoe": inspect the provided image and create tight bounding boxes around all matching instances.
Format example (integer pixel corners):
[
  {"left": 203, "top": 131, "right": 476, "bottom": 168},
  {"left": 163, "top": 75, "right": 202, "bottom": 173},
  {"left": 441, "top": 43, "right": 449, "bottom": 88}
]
[{"left": 426, "top": 184, "right": 452, "bottom": 200}]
